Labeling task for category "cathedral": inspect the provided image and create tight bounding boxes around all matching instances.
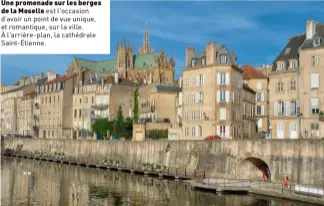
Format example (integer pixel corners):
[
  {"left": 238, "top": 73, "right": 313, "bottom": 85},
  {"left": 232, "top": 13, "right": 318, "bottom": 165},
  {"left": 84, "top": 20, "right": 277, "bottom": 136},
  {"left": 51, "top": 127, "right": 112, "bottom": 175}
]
[{"left": 66, "top": 26, "right": 175, "bottom": 85}]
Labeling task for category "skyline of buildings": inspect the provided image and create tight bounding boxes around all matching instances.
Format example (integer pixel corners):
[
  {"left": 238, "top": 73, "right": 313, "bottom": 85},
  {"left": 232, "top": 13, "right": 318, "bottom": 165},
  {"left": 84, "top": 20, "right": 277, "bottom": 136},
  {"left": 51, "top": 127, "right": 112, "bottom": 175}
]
[{"left": 1, "top": 19, "right": 324, "bottom": 140}]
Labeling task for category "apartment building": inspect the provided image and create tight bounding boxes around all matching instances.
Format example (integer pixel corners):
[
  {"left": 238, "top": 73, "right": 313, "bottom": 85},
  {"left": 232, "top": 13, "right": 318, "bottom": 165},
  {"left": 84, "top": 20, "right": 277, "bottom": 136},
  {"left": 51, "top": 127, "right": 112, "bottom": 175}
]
[
  {"left": 72, "top": 71, "right": 135, "bottom": 139},
  {"left": 270, "top": 20, "right": 324, "bottom": 139},
  {"left": 299, "top": 20, "right": 324, "bottom": 138},
  {"left": 138, "top": 83, "right": 180, "bottom": 127},
  {"left": 242, "top": 84, "right": 257, "bottom": 138},
  {"left": 17, "top": 91, "right": 35, "bottom": 136},
  {"left": 182, "top": 41, "right": 242, "bottom": 140},
  {"left": 38, "top": 70, "right": 74, "bottom": 139},
  {"left": 1, "top": 83, "right": 34, "bottom": 135},
  {"left": 242, "top": 65, "right": 269, "bottom": 133}
]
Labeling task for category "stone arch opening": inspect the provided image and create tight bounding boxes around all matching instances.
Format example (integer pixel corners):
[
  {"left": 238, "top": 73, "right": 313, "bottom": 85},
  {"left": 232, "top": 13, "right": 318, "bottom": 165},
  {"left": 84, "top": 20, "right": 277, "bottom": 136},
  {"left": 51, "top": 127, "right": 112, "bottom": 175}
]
[{"left": 237, "top": 157, "right": 271, "bottom": 180}]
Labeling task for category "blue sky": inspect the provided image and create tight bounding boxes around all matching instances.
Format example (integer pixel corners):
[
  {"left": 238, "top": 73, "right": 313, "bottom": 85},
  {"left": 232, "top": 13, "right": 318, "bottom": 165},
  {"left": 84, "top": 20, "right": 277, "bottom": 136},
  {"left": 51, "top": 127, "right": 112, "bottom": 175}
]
[{"left": 1, "top": 1, "right": 324, "bottom": 85}]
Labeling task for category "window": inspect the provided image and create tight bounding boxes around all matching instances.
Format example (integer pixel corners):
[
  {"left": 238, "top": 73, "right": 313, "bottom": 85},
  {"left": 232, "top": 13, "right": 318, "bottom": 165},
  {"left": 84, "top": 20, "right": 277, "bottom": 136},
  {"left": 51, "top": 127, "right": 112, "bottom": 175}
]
[
  {"left": 277, "top": 81, "right": 284, "bottom": 92},
  {"left": 256, "top": 106, "right": 262, "bottom": 115},
  {"left": 279, "top": 63, "right": 284, "bottom": 70},
  {"left": 79, "top": 109, "right": 81, "bottom": 118},
  {"left": 290, "top": 101, "right": 297, "bottom": 115},
  {"left": 313, "top": 37, "right": 321, "bottom": 47},
  {"left": 198, "top": 92, "right": 204, "bottom": 103},
  {"left": 185, "top": 94, "right": 189, "bottom": 104},
  {"left": 311, "top": 73, "right": 319, "bottom": 89},
  {"left": 311, "top": 98, "right": 319, "bottom": 114},
  {"left": 220, "top": 108, "right": 226, "bottom": 120},
  {"left": 278, "top": 101, "right": 285, "bottom": 116},
  {"left": 185, "top": 77, "right": 189, "bottom": 87},
  {"left": 199, "top": 110, "right": 203, "bottom": 120},
  {"left": 185, "top": 127, "right": 189, "bottom": 136},
  {"left": 191, "top": 59, "right": 196, "bottom": 67},
  {"left": 192, "top": 110, "right": 196, "bottom": 120},
  {"left": 191, "top": 126, "right": 196, "bottom": 136},
  {"left": 220, "top": 126, "right": 226, "bottom": 137},
  {"left": 220, "top": 91, "right": 226, "bottom": 102},
  {"left": 198, "top": 125, "right": 202, "bottom": 137},
  {"left": 74, "top": 109, "right": 77, "bottom": 118},
  {"left": 201, "top": 57, "right": 206, "bottom": 66},
  {"left": 312, "top": 56, "right": 319, "bottom": 66},
  {"left": 219, "top": 73, "right": 226, "bottom": 85},
  {"left": 256, "top": 93, "right": 262, "bottom": 102},
  {"left": 80, "top": 98, "right": 82, "bottom": 104},
  {"left": 311, "top": 123, "right": 320, "bottom": 137},
  {"left": 199, "top": 74, "right": 204, "bottom": 86},
  {"left": 290, "top": 80, "right": 296, "bottom": 90},
  {"left": 192, "top": 76, "right": 196, "bottom": 86},
  {"left": 58, "top": 95, "right": 59, "bottom": 102},
  {"left": 290, "top": 60, "right": 297, "bottom": 69},
  {"left": 220, "top": 55, "right": 227, "bottom": 64},
  {"left": 284, "top": 47, "right": 291, "bottom": 55},
  {"left": 185, "top": 110, "right": 189, "bottom": 120},
  {"left": 192, "top": 93, "right": 196, "bottom": 104}
]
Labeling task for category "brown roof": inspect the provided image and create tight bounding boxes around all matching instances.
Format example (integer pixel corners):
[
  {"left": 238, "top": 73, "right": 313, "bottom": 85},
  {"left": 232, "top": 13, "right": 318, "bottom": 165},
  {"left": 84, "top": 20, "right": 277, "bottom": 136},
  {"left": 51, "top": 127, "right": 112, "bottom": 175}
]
[
  {"left": 22, "top": 91, "right": 35, "bottom": 100},
  {"left": 45, "top": 74, "right": 76, "bottom": 84},
  {"left": 242, "top": 64, "right": 268, "bottom": 80}
]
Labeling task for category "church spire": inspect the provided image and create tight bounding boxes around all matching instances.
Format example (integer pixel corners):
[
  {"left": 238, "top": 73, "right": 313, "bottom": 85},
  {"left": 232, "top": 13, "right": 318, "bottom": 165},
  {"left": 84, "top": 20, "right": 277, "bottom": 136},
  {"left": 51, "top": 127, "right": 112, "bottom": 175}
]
[{"left": 138, "top": 22, "right": 153, "bottom": 54}]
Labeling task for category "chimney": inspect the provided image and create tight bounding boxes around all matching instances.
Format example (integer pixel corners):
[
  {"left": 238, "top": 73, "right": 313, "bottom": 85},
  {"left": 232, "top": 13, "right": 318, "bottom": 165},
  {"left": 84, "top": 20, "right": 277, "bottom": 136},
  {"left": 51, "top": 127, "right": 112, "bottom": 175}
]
[
  {"left": 114, "top": 72, "right": 119, "bottom": 84},
  {"left": 306, "top": 20, "right": 317, "bottom": 39},
  {"left": 206, "top": 42, "right": 216, "bottom": 65},
  {"left": 186, "top": 47, "right": 195, "bottom": 67}
]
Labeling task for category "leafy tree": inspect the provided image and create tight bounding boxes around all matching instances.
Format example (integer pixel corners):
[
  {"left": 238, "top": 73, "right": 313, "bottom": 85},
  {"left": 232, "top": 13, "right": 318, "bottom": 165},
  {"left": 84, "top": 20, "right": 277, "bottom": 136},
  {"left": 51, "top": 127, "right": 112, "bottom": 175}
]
[
  {"left": 92, "top": 119, "right": 110, "bottom": 138},
  {"left": 113, "top": 105, "right": 125, "bottom": 137},
  {"left": 133, "top": 88, "right": 139, "bottom": 121},
  {"left": 124, "top": 117, "right": 133, "bottom": 139}
]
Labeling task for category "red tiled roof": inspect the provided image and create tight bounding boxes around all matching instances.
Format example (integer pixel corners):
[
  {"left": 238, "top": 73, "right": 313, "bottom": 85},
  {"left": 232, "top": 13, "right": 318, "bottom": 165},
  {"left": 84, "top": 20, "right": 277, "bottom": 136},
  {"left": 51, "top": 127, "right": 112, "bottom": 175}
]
[
  {"left": 241, "top": 64, "right": 268, "bottom": 80},
  {"left": 45, "top": 74, "right": 76, "bottom": 84}
]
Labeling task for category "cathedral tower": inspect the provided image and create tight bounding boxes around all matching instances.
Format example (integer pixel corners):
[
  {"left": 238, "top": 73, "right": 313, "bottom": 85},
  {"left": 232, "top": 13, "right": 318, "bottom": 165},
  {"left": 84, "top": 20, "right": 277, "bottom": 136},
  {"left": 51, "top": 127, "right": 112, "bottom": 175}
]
[{"left": 138, "top": 23, "right": 154, "bottom": 54}]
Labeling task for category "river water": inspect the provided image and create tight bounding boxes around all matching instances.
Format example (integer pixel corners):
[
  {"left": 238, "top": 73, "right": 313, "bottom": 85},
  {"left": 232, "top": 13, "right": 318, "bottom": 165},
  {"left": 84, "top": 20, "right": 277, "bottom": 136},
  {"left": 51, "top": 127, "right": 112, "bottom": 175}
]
[{"left": 1, "top": 157, "right": 313, "bottom": 206}]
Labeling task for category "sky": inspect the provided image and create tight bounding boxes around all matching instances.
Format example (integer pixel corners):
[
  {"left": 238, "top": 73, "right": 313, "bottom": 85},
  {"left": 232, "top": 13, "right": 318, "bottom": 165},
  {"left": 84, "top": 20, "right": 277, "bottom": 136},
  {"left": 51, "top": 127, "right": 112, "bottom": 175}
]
[{"left": 1, "top": 1, "right": 324, "bottom": 85}]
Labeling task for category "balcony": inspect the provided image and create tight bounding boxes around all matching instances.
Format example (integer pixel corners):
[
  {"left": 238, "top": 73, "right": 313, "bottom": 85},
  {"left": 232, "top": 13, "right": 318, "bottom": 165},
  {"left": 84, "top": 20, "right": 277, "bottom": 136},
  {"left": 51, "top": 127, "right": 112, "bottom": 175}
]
[{"left": 91, "top": 104, "right": 108, "bottom": 110}]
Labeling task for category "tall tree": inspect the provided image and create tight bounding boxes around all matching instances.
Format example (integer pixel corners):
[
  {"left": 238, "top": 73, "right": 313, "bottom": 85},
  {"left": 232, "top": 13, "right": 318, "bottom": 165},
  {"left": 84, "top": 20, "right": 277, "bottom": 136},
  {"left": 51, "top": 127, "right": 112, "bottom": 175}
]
[
  {"left": 113, "top": 105, "right": 125, "bottom": 137},
  {"left": 133, "top": 88, "right": 139, "bottom": 121},
  {"left": 92, "top": 119, "right": 110, "bottom": 138}
]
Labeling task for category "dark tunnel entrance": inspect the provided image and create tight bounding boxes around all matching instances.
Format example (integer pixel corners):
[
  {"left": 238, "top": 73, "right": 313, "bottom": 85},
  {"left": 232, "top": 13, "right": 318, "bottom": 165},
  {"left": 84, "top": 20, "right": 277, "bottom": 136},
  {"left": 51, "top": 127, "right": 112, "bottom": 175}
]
[{"left": 237, "top": 157, "right": 271, "bottom": 180}]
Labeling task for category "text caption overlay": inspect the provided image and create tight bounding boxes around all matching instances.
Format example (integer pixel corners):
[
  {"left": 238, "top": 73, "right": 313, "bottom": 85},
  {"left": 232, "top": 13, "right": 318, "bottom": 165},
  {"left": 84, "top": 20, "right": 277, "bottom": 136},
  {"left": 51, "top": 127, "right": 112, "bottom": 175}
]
[{"left": 0, "top": 0, "right": 110, "bottom": 54}]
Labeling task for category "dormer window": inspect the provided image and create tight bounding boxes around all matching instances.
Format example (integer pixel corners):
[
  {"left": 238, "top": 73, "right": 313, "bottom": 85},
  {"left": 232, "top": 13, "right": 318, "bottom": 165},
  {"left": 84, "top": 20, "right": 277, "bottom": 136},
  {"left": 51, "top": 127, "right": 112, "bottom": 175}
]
[
  {"left": 277, "top": 62, "right": 285, "bottom": 71},
  {"left": 289, "top": 60, "right": 298, "bottom": 69},
  {"left": 201, "top": 56, "right": 206, "bottom": 66},
  {"left": 313, "top": 37, "right": 321, "bottom": 47},
  {"left": 191, "top": 59, "right": 196, "bottom": 67},
  {"left": 220, "top": 55, "right": 227, "bottom": 64},
  {"left": 284, "top": 48, "right": 291, "bottom": 55}
]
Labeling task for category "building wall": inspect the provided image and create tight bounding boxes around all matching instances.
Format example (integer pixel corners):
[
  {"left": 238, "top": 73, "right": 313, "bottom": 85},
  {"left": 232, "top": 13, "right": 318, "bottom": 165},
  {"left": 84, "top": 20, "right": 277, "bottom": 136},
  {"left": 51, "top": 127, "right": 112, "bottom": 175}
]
[
  {"left": 242, "top": 88, "right": 256, "bottom": 138},
  {"left": 5, "top": 138, "right": 324, "bottom": 188},
  {"left": 269, "top": 72, "right": 299, "bottom": 139},
  {"left": 17, "top": 97, "right": 34, "bottom": 136},
  {"left": 299, "top": 47, "right": 324, "bottom": 138},
  {"left": 244, "top": 79, "right": 269, "bottom": 133}
]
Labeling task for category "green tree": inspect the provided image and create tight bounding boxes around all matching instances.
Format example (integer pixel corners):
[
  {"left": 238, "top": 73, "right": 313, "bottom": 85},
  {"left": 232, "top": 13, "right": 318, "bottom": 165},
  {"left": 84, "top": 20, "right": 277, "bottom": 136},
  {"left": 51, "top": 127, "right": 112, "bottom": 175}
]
[
  {"left": 92, "top": 119, "right": 110, "bottom": 138},
  {"left": 124, "top": 117, "right": 133, "bottom": 139},
  {"left": 133, "top": 88, "right": 139, "bottom": 121},
  {"left": 113, "top": 105, "right": 125, "bottom": 137}
]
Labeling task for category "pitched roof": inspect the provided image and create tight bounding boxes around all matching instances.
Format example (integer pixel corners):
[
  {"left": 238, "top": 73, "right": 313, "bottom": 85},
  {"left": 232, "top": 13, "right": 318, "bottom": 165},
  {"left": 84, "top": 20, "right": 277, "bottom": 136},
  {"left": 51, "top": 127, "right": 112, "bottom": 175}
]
[
  {"left": 300, "top": 22, "right": 324, "bottom": 50},
  {"left": 242, "top": 64, "right": 268, "bottom": 80},
  {"left": 243, "top": 83, "right": 256, "bottom": 93},
  {"left": 75, "top": 52, "right": 163, "bottom": 73}
]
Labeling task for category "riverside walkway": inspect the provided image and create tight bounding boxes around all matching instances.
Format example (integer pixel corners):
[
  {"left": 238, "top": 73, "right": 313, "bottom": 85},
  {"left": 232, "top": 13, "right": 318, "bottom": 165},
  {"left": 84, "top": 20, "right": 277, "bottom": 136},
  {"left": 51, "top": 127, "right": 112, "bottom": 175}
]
[{"left": 191, "top": 178, "right": 324, "bottom": 205}]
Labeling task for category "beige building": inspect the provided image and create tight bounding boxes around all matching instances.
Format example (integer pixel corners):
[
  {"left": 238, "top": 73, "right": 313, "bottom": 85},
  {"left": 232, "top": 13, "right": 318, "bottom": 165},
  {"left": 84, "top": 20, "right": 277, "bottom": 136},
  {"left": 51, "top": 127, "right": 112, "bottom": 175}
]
[
  {"left": 38, "top": 70, "right": 74, "bottom": 139},
  {"left": 72, "top": 71, "right": 135, "bottom": 139},
  {"left": 269, "top": 20, "right": 324, "bottom": 139},
  {"left": 242, "top": 84, "right": 257, "bottom": 138},
  {"left": 182, "top": 41, "right": 243, "bottom": 140},
  {"left": 168, "top": 77, "right": 183, "bottom": 140},
  {"left": 65, "top": 26, "right": 175, "bottom": 86},
  {"left": 242, "top": 64, "right": 269, "bottom": 133},
  {"left": 17, "top": 91, "right": 35, "bottom": 136}
]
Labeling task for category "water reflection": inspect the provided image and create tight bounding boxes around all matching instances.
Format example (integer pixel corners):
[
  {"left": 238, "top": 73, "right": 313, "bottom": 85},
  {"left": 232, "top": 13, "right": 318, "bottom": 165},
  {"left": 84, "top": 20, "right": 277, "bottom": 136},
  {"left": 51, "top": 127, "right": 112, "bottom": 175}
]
[{"left": 1, "top": 157, "right": 312, "bottom": 206}]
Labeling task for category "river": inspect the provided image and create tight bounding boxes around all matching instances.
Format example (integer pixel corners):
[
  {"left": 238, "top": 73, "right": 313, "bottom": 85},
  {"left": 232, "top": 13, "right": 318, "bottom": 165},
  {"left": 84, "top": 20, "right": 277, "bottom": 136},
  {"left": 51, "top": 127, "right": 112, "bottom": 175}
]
[{"left": 1, "top": 157, "right": 313, "bottom": 206}]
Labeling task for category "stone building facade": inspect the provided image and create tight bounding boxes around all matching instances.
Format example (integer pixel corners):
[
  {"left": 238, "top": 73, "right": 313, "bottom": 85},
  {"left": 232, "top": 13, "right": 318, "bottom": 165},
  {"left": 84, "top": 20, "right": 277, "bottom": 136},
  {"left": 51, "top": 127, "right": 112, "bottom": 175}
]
[
  {"left": 182, "top": 41, "right": 243, "bottom": 140},
  {"left": 270, "top": 20, "right": 324, "bottom": 139},
  {"left": 242, "top": 84, "right": 257, "bottom": 138}
]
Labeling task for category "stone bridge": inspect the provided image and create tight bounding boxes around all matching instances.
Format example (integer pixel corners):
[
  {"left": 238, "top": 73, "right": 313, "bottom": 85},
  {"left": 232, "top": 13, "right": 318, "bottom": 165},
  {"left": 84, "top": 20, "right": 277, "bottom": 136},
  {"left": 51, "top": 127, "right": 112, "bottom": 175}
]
[{"left": 3, "top": 138, "right": 324, "bottom": 187}]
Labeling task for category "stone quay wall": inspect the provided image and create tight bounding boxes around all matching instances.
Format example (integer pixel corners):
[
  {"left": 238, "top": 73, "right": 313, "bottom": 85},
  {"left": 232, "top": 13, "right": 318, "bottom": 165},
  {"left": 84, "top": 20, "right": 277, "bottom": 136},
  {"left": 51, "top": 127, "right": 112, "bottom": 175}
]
[{"left": 3, "top": 138, "right": 324, "bottom": 187}]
